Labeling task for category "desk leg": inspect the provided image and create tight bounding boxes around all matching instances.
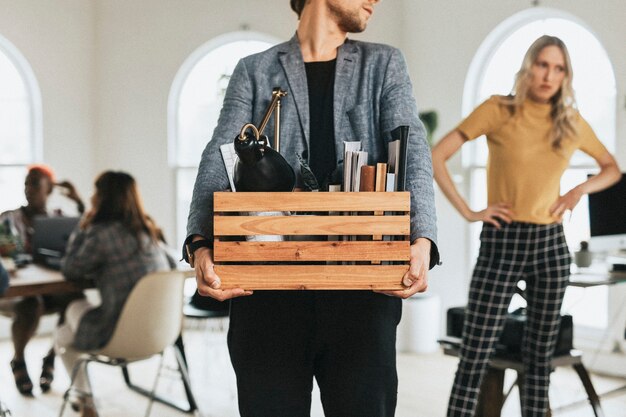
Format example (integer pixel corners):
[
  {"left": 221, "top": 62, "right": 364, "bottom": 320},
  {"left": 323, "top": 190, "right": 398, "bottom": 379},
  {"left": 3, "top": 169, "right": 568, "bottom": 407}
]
[
  {"left": 477, "top": 367, "right": 505, "bottom": 417},
  {"left": 573, "top": 363, "right": 605, "bottom": 417}
]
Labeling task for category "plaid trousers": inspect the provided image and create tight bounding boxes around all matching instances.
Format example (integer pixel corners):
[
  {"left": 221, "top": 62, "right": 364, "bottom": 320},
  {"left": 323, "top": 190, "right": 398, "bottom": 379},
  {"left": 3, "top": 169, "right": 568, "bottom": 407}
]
[{"left": 447, "top": 222, "right": 571, "bottom": 417}]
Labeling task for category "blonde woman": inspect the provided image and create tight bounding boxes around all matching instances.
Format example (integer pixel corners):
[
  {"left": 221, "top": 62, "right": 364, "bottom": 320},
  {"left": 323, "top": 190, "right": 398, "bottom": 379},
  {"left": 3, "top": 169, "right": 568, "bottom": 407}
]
[{"left": 432, "top": 36, "right": 621, "bottom": 417}]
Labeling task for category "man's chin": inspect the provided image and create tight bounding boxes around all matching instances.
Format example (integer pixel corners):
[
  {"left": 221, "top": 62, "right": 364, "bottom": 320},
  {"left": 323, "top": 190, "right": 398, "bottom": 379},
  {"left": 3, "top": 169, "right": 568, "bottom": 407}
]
[{"left": 342, "top": 23, "right": 367, "bottom": 33}]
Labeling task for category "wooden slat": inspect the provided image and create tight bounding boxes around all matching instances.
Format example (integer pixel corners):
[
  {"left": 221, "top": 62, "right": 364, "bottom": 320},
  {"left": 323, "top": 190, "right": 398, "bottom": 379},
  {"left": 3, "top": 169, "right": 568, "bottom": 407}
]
[
  {"left": 214, "top": 191, "right": 410, "bottom": 212},
  {"left": 214, "top": 240, "right": 410, "bottom": 262},
  {"left": 214, "top": 265, "right": 407, "bottom": 290},
  {"left": 212, "top": 191, "right": 411, "bottom": 290},
  {"left": 214, "top": 215, "right": 410, "bottom": 236}
]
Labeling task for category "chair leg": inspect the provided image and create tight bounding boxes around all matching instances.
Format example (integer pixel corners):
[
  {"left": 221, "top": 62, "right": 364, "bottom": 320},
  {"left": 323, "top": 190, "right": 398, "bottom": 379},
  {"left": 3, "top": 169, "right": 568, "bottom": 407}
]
[
  {"left": 144, "top": 353, "right": 165, "bottom": 417},
  {"left": 476, "top": 367, "right": 505, "bottom": 417},
  {"left": 572, "top": 363, "right": 605, "bottom": 417},
  {"left": 173, "top": 343, "right": 201, "bottom": 415},
  {"left": 173, "top": 336, "right": 199, "bottom": 411},
  {"left": 122, "top": 335, "right": 197, "bottom": 413}
]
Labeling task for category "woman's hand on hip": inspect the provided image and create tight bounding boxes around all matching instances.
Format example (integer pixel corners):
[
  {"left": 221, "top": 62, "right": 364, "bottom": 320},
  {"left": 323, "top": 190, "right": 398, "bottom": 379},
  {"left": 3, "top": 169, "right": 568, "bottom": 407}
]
[
  {"left": 550, "top": 187, "right": 583, "bottom": 222},
  {"left": 467, "top": 203, "right": 513, "bottom": 228}
]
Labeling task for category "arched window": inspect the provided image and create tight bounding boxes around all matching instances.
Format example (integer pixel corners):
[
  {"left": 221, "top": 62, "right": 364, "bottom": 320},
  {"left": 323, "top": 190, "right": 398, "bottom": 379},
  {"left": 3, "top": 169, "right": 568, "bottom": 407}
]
[
  {"left": 0, "top": 34, "right": 43, "bottom": 212},
  {"left": 462, "top": 9, "right": 617, "bottom": 331},
  {"left": 168, "top": 32, "right": 279, "bottom": 247}
]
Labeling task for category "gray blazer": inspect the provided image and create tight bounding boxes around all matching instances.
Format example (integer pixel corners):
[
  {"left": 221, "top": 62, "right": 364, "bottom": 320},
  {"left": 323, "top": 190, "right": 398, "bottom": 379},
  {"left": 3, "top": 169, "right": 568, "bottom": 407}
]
[{"left": 187, "top": 35, "right": 439, "bottom": 265}]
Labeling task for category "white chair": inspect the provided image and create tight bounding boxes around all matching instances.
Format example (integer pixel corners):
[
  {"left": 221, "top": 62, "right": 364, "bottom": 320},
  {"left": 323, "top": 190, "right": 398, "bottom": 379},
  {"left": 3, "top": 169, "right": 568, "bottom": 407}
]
[{"left": 58, "top": 270, "right": 194, "bottom": 417}]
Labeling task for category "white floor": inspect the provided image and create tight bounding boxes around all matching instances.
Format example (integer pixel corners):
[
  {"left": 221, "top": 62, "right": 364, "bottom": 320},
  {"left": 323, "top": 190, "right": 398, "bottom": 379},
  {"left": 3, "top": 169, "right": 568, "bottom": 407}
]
[{"left": 0, "top": 317, "right": 625, "bottom": 417}]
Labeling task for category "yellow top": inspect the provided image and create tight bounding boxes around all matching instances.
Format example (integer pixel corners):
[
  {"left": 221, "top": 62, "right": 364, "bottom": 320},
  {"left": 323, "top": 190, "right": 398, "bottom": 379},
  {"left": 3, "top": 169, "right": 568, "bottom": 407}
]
[{"left": 457, "top": 95, "right": 608, "bottom": 224}]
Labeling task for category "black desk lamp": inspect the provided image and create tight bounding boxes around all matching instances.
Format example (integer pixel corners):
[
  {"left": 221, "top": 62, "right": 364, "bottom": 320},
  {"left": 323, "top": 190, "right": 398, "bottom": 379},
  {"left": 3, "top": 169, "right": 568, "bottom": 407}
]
[{"left": 233, "top": 88, "right": 296, "bottom": 192}]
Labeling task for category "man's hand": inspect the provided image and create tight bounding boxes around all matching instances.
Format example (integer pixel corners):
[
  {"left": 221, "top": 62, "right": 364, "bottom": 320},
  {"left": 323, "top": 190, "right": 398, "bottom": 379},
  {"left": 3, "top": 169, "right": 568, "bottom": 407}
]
[
  {"left": 193, "top": 246, "right": 253, "bottom": 301},
  {"left": 375, "top": 238, "right": 431, "bottom": 299}
]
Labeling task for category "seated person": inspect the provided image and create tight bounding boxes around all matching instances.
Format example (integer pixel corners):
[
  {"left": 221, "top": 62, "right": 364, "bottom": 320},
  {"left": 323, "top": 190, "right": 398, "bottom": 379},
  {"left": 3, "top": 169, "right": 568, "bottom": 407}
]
[
  {"left": 0, "top": 164, "right": 85, "bottom": 395},
  {"left": 54, "top": 171, "right": 174, "bottom": 417}
]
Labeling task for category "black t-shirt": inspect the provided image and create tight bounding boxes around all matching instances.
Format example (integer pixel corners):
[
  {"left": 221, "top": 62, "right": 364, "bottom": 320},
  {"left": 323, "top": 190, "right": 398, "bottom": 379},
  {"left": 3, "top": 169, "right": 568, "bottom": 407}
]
[{"left": 305, "top": 59, "right": 336, "bottom": 189}]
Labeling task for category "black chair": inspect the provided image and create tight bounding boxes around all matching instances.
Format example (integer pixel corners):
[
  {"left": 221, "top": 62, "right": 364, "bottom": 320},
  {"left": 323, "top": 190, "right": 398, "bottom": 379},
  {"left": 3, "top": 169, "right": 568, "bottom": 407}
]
[
  {"left": 440, "top": 301, "right": 604, "bottom": 417},
  {"left": 439, "top": 336, "right": 603, "bottom": 417},
  {"left": 183, "top": 290, "right": 230, "bottom": 331}
]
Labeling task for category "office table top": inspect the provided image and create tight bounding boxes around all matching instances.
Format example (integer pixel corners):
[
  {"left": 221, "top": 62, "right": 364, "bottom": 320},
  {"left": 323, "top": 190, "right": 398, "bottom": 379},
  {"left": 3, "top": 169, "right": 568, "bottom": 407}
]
[
  {"left": 569, "top": 267, "right": 626, "bottom": 288},
  {"left": 2, "top": 263, "right": 90, "bottom": 298}
]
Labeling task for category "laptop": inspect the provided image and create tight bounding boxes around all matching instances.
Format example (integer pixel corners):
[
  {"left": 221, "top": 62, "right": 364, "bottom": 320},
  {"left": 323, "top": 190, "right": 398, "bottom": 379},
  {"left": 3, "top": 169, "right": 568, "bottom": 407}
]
[{"left": 32, "top": 216, "right": 80, "bottom": 269}]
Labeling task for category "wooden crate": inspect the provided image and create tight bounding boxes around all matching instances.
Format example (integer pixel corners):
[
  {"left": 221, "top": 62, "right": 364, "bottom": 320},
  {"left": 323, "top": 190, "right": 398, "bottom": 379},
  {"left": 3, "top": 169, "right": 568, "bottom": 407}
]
[{"left": 213, "top": 191, "right": 410, "bottom": 290}]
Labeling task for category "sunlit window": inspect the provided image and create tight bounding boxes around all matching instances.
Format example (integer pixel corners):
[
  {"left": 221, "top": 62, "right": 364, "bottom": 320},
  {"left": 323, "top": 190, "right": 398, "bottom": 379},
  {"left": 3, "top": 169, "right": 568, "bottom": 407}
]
[
  {"left": 463, "top": 11, "right": 616, "bottom": 330},
  {"left": 0, "top": 35, "right": 42, "bottom": 212},
  {"left": 169, "top": 32, "right": 278, "bottom": 248}
]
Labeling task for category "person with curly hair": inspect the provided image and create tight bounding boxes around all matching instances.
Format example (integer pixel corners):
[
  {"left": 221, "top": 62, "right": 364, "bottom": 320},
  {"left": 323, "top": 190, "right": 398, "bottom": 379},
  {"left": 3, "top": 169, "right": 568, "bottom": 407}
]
[{"left": 0, "top": 165, "right": 85, "bottom": 396}]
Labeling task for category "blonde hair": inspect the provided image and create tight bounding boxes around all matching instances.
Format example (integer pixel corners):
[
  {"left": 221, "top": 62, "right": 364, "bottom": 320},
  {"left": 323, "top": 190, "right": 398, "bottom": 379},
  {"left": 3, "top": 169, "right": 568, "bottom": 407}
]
[{"left": 502, "top": 35, "right": 577, "bottom": 150}]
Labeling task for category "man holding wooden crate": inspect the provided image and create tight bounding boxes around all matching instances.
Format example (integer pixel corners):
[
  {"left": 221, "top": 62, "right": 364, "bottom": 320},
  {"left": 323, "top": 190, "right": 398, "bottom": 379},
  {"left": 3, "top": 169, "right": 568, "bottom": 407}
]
[{"left": 184, "top": 0, "right": 439, "bottom": 415}]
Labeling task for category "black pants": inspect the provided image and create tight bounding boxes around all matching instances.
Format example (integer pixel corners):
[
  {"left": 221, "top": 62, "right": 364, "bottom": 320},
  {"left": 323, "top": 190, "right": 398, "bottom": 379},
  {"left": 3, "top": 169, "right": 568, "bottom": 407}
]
[{"left": 228, "top": 290, "right": 401, "bottom": 417}]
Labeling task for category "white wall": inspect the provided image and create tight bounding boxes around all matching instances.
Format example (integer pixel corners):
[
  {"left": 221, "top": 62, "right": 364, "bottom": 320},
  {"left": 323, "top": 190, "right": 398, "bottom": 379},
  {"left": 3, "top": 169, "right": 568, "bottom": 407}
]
[{"left": 0, "top": 0, "right": 96, "bottom": 201}]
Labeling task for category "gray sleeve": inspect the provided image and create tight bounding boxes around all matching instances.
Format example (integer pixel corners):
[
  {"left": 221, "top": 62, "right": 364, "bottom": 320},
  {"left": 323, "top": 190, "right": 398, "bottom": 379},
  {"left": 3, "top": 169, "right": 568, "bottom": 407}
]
[
  {"left": 61, "top": 227, "right": 103, "bottom": 281},
  {"left": 185, "top": 58, "right": 254, "bottom": 243},
  {"left": 379, "top": 48, "right": 439, "bottom": 267}
]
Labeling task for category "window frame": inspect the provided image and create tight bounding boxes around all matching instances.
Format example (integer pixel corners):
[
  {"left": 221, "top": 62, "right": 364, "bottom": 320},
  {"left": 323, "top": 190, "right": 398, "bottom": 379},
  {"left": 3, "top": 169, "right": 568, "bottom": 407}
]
[
  {"left": 0, "top": 33, "right": 43, "bottom": 163},
  {"left": 167, "top": 31, "right": 280, "bottom": 247},
  {"left": 167, "top": 31, "right": 281, "bottom": 168},
  {"left": 0, "top": 33, "right": 43, "bottom": 212}
]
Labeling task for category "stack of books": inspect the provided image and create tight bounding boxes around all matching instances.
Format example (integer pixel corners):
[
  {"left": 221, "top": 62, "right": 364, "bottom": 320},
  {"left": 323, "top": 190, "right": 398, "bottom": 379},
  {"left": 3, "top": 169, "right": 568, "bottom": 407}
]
[{"left": 341, "top": 125, "right": 410, "bottom": 194}]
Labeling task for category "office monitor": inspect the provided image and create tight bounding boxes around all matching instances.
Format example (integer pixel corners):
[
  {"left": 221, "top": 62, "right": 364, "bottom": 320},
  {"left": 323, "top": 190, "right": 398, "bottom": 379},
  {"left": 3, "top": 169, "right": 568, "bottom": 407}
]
[{"left": 588, "top": 173, "right": 626, "bottom": 254}]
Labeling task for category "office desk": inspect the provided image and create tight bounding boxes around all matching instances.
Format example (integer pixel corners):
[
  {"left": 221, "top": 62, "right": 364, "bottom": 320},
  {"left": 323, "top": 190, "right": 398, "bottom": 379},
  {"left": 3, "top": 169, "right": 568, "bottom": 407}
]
[
  {"left": 569, "top": 270, "right": 626, "bottom": 288},
  {"left": 568, "top": 267, "right": 626, "bottom": 351},
  {"left": 565, "top": 268, "right": 626, "bottom": 406},
  {"left": 2, "top": 264, "right": 90, "bottom": 298},
  {"left": 439, "top": 337, "right": 602, "bottom": 417}
]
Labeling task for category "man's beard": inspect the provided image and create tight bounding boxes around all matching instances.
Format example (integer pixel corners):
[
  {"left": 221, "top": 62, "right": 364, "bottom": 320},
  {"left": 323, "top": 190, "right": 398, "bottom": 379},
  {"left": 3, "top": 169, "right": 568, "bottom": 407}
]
[{"left": 327, "top": 1, "right": 367, "bottom": 33}]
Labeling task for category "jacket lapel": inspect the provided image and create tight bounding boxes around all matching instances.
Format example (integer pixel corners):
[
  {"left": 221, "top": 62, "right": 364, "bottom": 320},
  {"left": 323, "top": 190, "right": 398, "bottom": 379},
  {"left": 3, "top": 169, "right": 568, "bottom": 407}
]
[
  {"left": 279, "top": 36, "right": 310, "bottom": 148},
  {"left": 333, "top": 40, "right": 358, "bottom": 160}
]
